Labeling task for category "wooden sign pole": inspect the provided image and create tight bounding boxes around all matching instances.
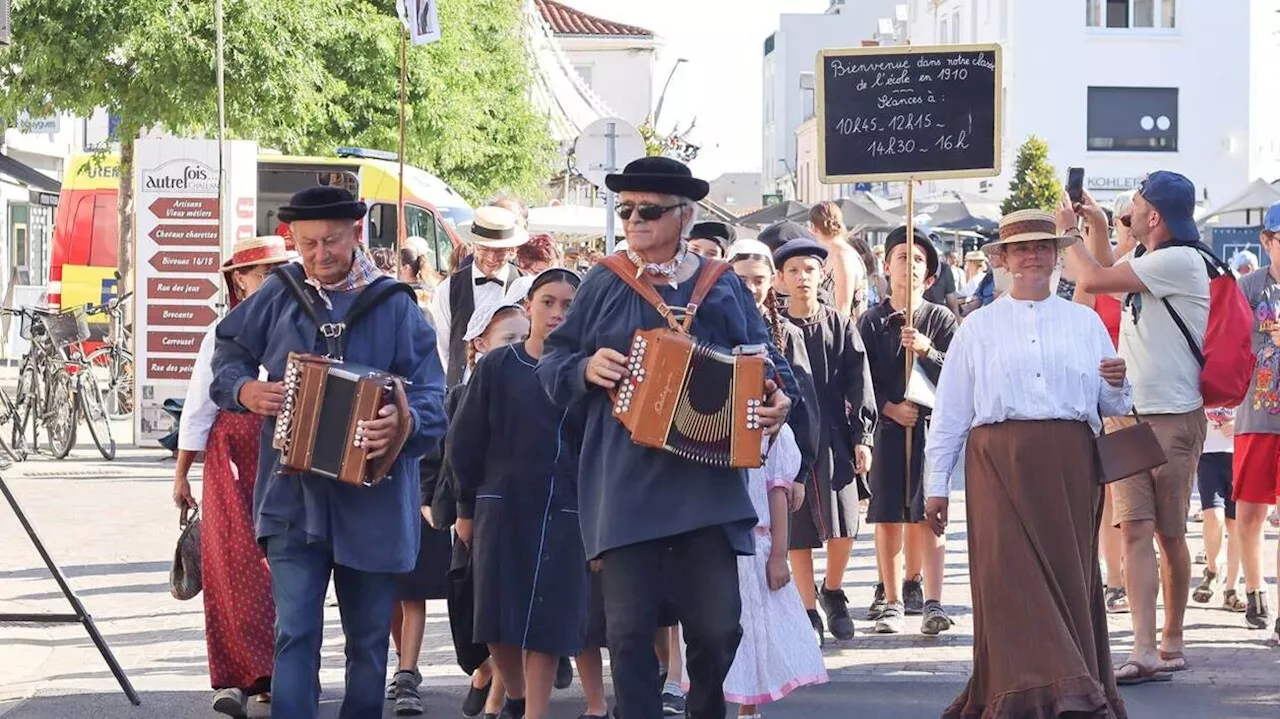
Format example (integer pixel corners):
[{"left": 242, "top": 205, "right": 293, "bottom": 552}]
[{"left": 903, "top": 178, "right": 915, "bottom": 507}]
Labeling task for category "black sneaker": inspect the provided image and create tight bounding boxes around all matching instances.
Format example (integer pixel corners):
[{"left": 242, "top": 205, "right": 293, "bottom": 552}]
[
  {"left": 920, "top": 600, "right": 954, "bottom": 636},
  {"left": 1246, "top": 590, "right": 1270, "bottom": 630},
  {"left": 819, "top": 585, "right": 856, "bottom": 640},
  {"left": 500, "top": 697, "right": 527, "bottom": 719},
  {"left": 393, "top": 670, "right": 424, "bottom": 716},
  {"left": 806, "top": 607, "right": 826, "bottom": 646},
  {"left": 661, "top": 690, "right": 686, "bottom": 716},
  {"left": 867, "top": 582, "right": 887, "bottom": 620},
  {"left": 874, "top": 601, "right": 904, "bottom": 634},
  {"left": 388, "top": 667, "right": 420, "bottom": 701},
  {"left": 903, "top": 574, "right": 924, "bottom": 616},
  {"left": 462, "top": 679, "right": 492, "bottom": 717},
  {"left": 554, "top": 656, "right": 574, "bottom": 690}
]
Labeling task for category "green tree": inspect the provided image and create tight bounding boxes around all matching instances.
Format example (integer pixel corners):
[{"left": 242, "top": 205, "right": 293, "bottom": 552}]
[
  {"left": 1001, "top": 135, "right": 1062, "bottom": 215},
  {"left": 0, "top": 0, "right": 554, "bottom": 283}
]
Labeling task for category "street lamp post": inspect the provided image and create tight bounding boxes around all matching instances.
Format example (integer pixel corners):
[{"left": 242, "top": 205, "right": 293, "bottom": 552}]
[{"left": 653, "top": 57, "right": 688, "bottom": 131}]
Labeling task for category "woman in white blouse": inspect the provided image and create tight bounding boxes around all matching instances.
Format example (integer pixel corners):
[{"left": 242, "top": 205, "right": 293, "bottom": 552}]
[
  {"left": 171, "top": 235, "right": 294, "bottom": 718},
  {"left": 923, "top": 210, "right": 1134, "bottom": 719}
]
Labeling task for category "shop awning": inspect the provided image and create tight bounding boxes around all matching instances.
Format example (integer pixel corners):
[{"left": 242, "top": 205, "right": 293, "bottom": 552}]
[{"left": 0, "top": 151, "right": 61, "bottom": 192}]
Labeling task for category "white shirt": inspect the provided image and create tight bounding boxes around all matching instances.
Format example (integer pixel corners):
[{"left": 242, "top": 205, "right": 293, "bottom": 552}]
[
  {"left": 924, "top": 294, "right": 1133, "bottom": 498},
  {"left": 177, "top": 320, "right": 270, "bottom": 453},
  {"left": 1118, "top": 246, "right": 1209, "bottom": 414},
  {"left": 430, "top": 263, "right": 518, "bottom": 371},
  {"left": 178, "top": 323, "right": 220, "bottom": 452}
]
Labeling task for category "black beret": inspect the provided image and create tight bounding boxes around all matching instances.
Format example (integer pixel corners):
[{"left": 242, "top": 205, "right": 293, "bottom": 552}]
[
  {"left": 688, "top": 221, "right": 737, "bottom": 253},
  {"left": 756, "top": 221, "right": 813, "bottom": 253},
  {"left": 277, "top": 186, "right": 368, "bottom": 224},
  {"left": 772, "top": 238, "right": 829, "bottom": 269},
  {"left": 883, "top": 225, "right": 940, "bottom": 280}
]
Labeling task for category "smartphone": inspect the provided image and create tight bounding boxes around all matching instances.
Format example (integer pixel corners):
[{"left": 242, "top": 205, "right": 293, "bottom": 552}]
[{"left": 1066, "top": 167, "right": 1085, "bottom": 205}]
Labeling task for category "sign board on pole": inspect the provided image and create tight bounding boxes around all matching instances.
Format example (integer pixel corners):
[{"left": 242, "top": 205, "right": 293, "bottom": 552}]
[
  {"left": 816, "top": 43, "right": 1002, "bottom": 183},
  {"left": 132, "top": 138, "right": 258, "bottom": 444},
  {"left": 574, "top": 117, "right": 645, "bottom": 190}
]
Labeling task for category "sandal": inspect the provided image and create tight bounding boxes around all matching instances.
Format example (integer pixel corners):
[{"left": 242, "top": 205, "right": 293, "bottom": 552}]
[
  {"left": 1104, "top": 586, "right": 1129, "bottom": 613},
  {"left": 1158, "top": 651, "right": 1188, "bottom": 672},
  {"left": 1223, "top": 589, "right": 1247, "bottom": 613},
  {"left": 1114, "top": 660, "right": 1173, "bottom": 686},
  {"left": 1192, "top": 568, "right": 1217, "bottom": 604}
]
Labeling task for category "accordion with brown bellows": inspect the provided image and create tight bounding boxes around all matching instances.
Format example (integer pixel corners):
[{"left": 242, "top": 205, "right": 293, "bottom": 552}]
[
  {"left": 611, "top": 328, "right": 768, "bottom": 468},
  {"left": 598, "top": 253, "right": 770, "bottom": 469},
  {"left": 272, "top": 353, "right": 411, "bottom": 487}
]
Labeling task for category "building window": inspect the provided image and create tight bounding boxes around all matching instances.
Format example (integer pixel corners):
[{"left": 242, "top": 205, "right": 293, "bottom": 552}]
[
  {"left": 573, "top": 64, "right": 593, "bottom": 90},
  {"left": 1087, "top": 86, "right": 1178, "bottom": 152},
  {"left": 1086, "top": 0, "right": 1175, "bottom": 29}
]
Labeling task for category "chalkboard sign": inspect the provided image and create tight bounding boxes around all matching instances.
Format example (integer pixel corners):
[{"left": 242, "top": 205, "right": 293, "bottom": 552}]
[{"left": 817, "top": 43, "right": 1002, "bottom": 183}]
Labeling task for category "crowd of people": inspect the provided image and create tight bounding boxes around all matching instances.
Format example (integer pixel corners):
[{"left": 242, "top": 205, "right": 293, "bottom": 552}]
[{"left": 168, "top": 158, "right": 1280, "bottom": 719}]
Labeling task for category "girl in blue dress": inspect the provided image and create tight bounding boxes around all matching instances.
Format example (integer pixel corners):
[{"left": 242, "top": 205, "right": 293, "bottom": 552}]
[{"left": 449, "top": 269, "right": 589, "bottom": 719}]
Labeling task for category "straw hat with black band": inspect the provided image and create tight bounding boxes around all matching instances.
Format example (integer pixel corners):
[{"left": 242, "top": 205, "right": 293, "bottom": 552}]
[
  {"left": 467, "top": 206, "right": 530, "bottom": 249},
  {"left": 983, "top": 209, "right": 1080, "bottom": 258}
]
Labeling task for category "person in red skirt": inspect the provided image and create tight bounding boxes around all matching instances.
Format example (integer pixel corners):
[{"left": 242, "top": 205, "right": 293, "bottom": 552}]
[{"left": 173, "top": 235, "right": 296, "bottom": 718}]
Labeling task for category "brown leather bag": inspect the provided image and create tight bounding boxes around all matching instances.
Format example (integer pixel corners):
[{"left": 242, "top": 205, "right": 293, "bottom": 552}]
[
  {"left": 169, "top": 505, "right": 202, "bottom": 601},
  {"left": 1095, "top": 410, "right": 1167, "bottom": 485}
]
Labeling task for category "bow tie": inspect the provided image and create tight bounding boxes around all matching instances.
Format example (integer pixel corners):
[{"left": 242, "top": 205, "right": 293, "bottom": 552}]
[{"left": 474, "top": 276, "right": 504, "bottom": 287}]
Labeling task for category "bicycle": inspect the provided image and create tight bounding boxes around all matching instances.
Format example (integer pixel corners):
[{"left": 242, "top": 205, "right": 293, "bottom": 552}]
[
  {"left": 16, "top": 306, "right": 114, "bottom": 460},
  {"left": 81, "top": 292, "right": 134, "bottom": 419}
]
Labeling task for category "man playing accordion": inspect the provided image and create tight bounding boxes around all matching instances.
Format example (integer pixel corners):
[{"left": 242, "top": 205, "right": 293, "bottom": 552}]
[{"left": 537, "top": 157, "right": 797, "bottom": 719}]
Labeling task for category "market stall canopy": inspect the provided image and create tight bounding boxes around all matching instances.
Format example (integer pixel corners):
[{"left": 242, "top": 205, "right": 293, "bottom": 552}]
[
  {"left": 894, "top": 191, "right": 1001, "bottom": 233},
  {"left": 1199, "top": 178, "right": 1280, "bottom": 225},
  {"left": 832, "top": 193, "right": 902, "bottom": 230},
  {"left": 734, "top": 200, "right": 809, "bottom": 227},
  {"left": 528, "top": 204, "right": 623, "bottom": 237}
]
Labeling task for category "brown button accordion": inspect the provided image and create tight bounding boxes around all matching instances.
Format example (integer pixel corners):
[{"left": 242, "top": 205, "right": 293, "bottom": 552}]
[
  {"left": 610, "top": 328, "right": 768, "bottom": 469},
  {"left": 272, "top": 352, "right": 411, "bottom": 487}
]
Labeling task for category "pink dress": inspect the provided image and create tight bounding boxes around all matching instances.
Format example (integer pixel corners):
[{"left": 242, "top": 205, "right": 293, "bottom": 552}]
[{"left": 723, "top": 425, "right": 828, "bottom": 705}]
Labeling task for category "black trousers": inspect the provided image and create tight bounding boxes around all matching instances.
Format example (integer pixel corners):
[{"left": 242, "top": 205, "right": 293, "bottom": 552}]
[{"left": 600, "top": 526, "right": 742, "bottom": 719}]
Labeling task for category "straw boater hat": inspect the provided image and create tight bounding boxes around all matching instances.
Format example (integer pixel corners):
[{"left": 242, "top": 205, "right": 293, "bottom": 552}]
[
  {"left": 983, "top": 209, "right": 1080, "bottom": 258},
  {"left": 468, "top": 206, "right": 529, "bottom": 249},
  {"left": 964, "top": 250, "right": 988, "bottom": 264},
  {"left": 222, "top": 235, "right": 296, "bottom": 308}
]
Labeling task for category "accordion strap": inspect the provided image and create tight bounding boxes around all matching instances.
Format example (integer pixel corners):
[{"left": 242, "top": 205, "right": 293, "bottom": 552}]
[
  {"left": 600, "top": 253, "right": 731, "bottom": 334},
  {"left": 272, "top": 263, "right": 415, "bottom": 359}
]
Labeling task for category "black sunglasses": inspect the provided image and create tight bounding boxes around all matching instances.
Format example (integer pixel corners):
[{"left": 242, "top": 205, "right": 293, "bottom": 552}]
[
  {"left": 616, "top": 203, "right": 684, "bottom": 222},
  {"left": 1120, "top": 215, "right": 1132, "bottom": 228}
]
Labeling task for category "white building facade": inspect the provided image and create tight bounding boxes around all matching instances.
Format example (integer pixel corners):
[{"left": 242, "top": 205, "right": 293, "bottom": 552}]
[
  {"left": 762, "top": 0, "right": 902, "bottom": 200},
  {"left": 903, "top": 0, "right": 1280, "bottom": 208}
]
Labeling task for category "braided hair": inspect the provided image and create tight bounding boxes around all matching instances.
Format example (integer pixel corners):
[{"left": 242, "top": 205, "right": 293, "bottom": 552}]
[{"left": 763, "top": 288, "right": 789, "bottom": 353}]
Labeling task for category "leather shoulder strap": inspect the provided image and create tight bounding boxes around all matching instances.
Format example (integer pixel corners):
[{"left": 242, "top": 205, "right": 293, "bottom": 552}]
[
  {"left": 599, "top": 253, "right": 682, "bottom": 332},
  {"left": 682, "top": 259, "right": 731, "bottom": 332}
]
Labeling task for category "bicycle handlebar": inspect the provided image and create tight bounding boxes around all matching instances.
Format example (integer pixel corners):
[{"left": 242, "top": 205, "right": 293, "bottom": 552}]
[{"left": 84, "top": 292, "right": 133, "bottom": 316}]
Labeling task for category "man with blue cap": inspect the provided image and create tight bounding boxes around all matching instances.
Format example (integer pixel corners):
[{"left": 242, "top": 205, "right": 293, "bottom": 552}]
[
  {"left": 1229, "top": 199, "right": 1280, "bottom": 643},
  {"left": 1062, "top": 170, "right": 1210, "bottom": 683}
]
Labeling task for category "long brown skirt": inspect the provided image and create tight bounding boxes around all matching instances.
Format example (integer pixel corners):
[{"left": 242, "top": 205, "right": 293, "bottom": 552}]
[{"left": 944, "top": 420, "right": 1126, "bottom": 719}]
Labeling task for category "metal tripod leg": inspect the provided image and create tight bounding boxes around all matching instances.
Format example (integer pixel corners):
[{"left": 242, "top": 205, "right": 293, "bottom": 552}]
[{"left": 0, "top": 473, "right": 141, "bottom": 705}]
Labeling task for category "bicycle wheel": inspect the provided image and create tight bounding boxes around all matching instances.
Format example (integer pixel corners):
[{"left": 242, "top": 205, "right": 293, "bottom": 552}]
[
  {"left": 0, "top": 387, "right": 28, "bottom": 462},
  {"left": 44, "top": 370, "right": 77, "bottom": 459},
  {"left": 79, "top": 374, "right": 116, "bottom": 461},
  {"left": 14, "top": 364, "right": 39, "bottom": 452},
  {"left": 87, "top": 346, "right": 134, "bottom": 418}
]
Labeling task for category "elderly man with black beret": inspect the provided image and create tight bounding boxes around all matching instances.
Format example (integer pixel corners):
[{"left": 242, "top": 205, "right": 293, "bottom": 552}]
[
  {"left": 538, "top": 157, "right": 797, "bottom": 719},
  {"left": 212, "top": 186, "right": 446, "bottom": 719}
]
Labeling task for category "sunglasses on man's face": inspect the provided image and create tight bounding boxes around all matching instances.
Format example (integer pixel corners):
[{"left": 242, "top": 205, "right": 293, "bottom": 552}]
[
  {"left": 616, "top": 203, "right": 683, "bottom": 222},
  {"left": 1120, "top": 215, "right": 1132, "bottom": 228}
]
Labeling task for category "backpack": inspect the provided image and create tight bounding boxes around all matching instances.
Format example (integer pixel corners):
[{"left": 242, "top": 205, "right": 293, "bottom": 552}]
[{"left": 1157, "top": 242, "right": 1254, "bottom": 409}]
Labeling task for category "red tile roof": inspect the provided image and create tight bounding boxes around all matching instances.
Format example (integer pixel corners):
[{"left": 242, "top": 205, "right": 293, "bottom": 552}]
[{"left": 535, "top": 0, "right": 654, "bottom": 37}]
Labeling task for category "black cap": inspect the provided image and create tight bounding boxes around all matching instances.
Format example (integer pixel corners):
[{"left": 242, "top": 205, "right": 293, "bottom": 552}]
[
  {"left": 883, "top": 225, "right": 940, "bottom": 279},
  {"left": 772, "top": 238, "right": 829, "bottom": 269},
  {"left": 688, "top": 221, "right": 737, "bottom": 254},
  {"left": 756, "top": 221, "right": 813, "bottom": 253},
  {"left": 277, "top": 186, "right": 368, "bottom": 223}
]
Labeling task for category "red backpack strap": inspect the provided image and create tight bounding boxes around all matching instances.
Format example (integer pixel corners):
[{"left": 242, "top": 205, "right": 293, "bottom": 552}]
[{"left": 599, "top": 253, "right": 683, "bottom": 333}]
